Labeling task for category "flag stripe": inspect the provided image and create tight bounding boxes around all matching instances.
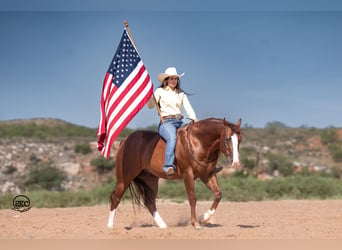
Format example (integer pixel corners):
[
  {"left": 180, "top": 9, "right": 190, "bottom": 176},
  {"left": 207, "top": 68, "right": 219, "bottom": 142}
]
[
  {"left": 105, "top": 62, "right": 146, "bottom": 123},
  {"left": 97, "top": 73, "right": 113, "bottom": 137},
  {"left": 103, "top": 66, "right": 152, "bottom": 157},
  {"left": 103, "top": 78, "right": 152, "bottom": 157},
  {"left": 96, "top": 29, "right": 153, "bottom": 158}
]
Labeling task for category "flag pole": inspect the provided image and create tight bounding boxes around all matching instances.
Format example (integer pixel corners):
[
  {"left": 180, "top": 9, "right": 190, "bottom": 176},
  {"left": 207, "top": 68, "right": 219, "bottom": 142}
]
[{"left": 124, "top": 20, "right": 164, "bottom": 124}]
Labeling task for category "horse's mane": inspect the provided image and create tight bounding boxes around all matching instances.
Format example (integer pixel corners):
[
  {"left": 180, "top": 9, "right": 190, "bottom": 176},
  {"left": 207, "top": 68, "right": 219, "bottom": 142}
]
[{"left": 196, "top": 117, "right": 242, "bottom": 135}]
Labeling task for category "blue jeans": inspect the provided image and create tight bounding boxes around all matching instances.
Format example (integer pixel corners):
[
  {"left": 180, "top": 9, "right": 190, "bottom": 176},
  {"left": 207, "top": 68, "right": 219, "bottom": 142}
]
[{"left": 158, "top": 118, "right": 183, "bottom": 168}]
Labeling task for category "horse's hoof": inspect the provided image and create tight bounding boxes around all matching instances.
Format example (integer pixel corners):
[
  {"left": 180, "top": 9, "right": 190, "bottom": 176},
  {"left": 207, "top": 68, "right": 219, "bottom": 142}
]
[
  {"left": 200, "top": 209, "right": 215, "bottom": 225},
  {"left": 193, "top": 222, "right": 203, "bottom": 230},
  {"left": 200, "top": 218, "right": 209, "bottom": 225}
]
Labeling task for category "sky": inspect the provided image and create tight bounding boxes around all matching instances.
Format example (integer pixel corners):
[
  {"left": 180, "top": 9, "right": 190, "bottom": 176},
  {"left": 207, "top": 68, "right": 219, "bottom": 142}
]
[{"left": 1, "top": 1, "right": 342, "bottom": 129}]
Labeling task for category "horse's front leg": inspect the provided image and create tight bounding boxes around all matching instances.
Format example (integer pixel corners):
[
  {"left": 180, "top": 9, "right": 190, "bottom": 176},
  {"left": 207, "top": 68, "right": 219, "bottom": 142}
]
[
  {"left": 183, "top": 170, "right": 201, "bottom": 229},
  {"left": 200, "top": 174, "right": 222, "bottom": 225}
]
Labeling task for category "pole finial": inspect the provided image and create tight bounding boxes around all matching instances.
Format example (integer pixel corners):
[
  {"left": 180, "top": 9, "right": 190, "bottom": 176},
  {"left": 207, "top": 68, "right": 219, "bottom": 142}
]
[{"left": 124, "top": 20, "right": 129, "bottom": 28}]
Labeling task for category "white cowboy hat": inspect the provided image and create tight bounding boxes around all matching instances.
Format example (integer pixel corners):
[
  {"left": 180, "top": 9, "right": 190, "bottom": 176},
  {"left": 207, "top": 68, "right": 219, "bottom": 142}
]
[{"left": 158, "top": 67, "right": 185, "bottom": 82}]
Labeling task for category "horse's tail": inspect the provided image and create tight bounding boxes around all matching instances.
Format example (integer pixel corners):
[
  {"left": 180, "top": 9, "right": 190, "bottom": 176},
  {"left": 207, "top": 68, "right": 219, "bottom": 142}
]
[
  {"left": 128, "top": 171, "right": 156, "bottom": 208},
  {"left": 118, "top": 130, "right": 160, "bottom": 214}
]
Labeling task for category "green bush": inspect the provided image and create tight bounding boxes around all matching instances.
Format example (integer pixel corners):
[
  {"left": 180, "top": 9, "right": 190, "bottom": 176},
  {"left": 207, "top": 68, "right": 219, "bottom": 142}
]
[
  {"left": 0, "top": 121, "right": 96, "bottom": 139},
  {"left": 328, "top": 143, "right": 342, "bottom": 162},
  {"left": 1, "top": 175, "right": 342, "bottom": 209},
  {"left": 240, "top": 147, "right": 257, "bottom": 170},
  {"left": 90, "top": 156, "right": 115, "bottom": 174},
  {"left": 159, "top": 175, "right": 342, "bottom": 202},
  {"left": 24, "top": 156, "right": 67, "bottom": 191},
  {"left": 320, "top": 128, "right": 338, "bottom": 145},
  {"left": 268, "top": 153, "right": 294, "bottom": 176},
  {"left": 329, "top": 166, "right": 342, "bottom": 178},
  {"left": 241, "top": 157, "right": 256, "bottom": 170},
  {"left": 2, "top": 165, "right": 17, "bottom": 175},
  {"left": 265, "top": 121, "right": 288, "bottom": 135},
  {"left": 75, "top": 143, "right": 92, "bottom": 154}
]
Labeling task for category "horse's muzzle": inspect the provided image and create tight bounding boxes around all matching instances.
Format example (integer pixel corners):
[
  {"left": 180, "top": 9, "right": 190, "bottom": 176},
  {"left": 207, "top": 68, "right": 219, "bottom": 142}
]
[
  {"left": 231, "top": 161, "right": 240, "bottom": 168},
  {"left": 227, "top": 157, "right": 240, "bottom": 168}
]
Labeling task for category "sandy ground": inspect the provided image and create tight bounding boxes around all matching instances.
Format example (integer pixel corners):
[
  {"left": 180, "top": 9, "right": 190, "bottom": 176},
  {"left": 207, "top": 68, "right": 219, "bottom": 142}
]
[{"left": 1, "top": 200, "right": 342, "bottom": 239}]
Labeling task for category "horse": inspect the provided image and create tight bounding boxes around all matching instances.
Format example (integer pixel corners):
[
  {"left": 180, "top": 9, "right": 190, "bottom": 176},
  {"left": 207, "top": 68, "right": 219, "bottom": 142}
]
[{"left": 107, "top": 117, "right": 242, "bottom": 229}]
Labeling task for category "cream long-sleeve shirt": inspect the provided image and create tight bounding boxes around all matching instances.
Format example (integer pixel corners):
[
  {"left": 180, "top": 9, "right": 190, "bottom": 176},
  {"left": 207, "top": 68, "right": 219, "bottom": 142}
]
[{"left": 147, "top": 86, "right": 197, "bottom": 121}]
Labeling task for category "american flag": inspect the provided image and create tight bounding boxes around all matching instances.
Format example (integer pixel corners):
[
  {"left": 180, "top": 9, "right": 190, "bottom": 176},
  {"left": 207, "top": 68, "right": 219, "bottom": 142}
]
[{"left": 97, "top": 29, "right": 153, "bottom": 159}]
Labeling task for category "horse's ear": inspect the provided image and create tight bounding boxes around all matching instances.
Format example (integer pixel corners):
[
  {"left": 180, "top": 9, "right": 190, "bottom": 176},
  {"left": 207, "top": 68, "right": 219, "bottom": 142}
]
[
  {"left": 236, "top": 118, "right": 242, "bottom": 127},
  {"left": 223, "top": 118, "right": 226, "bottom": 124}
]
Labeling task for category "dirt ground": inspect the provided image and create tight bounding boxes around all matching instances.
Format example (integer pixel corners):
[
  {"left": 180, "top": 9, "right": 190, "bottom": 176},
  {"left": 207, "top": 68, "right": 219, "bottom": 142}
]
[{"left": 1, "top": 200, "right": 342, "bottom": 239}]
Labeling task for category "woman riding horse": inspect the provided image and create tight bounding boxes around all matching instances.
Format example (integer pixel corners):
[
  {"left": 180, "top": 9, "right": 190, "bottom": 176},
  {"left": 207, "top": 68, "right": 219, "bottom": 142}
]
[
  {"left": 107, "top": 117, "right": 242, "bottom": 229},
  {"left": 147, "top": 67, "right": 197, "bottom": 177}
]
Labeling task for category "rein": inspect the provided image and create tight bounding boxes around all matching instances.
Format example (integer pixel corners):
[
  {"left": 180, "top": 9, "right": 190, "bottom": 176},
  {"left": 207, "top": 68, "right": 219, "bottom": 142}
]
[{"left": 186, "top": 121, "right": 210, "bottom": 168}]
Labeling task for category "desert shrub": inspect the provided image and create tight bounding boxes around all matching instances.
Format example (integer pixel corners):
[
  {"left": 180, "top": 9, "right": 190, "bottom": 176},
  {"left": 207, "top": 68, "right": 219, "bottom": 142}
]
[
  {"left": 320, "top": 128, "right": 338, "bottom": 145},
  {"left": 158, "top": 180, "right": 187, "bottom": 202},
  {"left": 241, "top": 157, "right": 256, "bottom": 170},
  {"left": 90, "top": 156, "right": 115, "bottom": 174},
  {"left": 0, "top": 121, "right": 96, "bottom": 139},
  {"left": 24, "top": 156, "right": 67, "bottom": 191},
  {"left": 1, "top": 176, "right": 342, "bottom": 209},
  {"left": 265, "top": 121, "right": 288, "bottom": 135},
  {"left": 264, "top": 178, "right": 300, "bottom": 199},
  {"left": 328, "top": 143, "right": 342, "bottom": 162},
  {"left": 267, "top": 153, "right": 294, "bottom": 176},
  {"left": 328, "top": 166, "right": 342, "bottom": 178},
  {"left": 220, "top": 176, "right": 266, "bottom": 201},
  {"left": 240, "top": 147, "right": 258, "bottom": 170},
  {"left": 2, "top": 165, "right": 17, "bottom": 175},
  {"left": 75, "top": 143, "right": 92, "bottom": 154},
  {"left": 294, "top": 175, "right": 342, "bottom": 199}
]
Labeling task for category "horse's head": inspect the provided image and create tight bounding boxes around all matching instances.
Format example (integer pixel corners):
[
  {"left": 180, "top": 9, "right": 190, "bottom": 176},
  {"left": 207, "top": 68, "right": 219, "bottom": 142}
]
[{"left": 220, "top": 118, "right": 242, "bottom": 168}]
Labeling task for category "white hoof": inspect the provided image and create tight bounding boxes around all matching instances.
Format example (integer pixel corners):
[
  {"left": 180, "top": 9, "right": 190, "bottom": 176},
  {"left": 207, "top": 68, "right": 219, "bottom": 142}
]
[
  {"left": 201, "top": 208, "right": 215, "bottom": 224},
  {"left": 153, "top": 211, "right": 167, "bottom": 228},
  {"left": 107, "top": 210, "right": 115, "bottom": 229}
]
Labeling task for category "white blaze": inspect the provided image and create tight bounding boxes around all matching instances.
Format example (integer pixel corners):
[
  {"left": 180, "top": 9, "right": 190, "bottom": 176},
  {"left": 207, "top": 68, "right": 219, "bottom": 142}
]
[{"left": 231, "top": 133, "right": 239, "bottom": 164}]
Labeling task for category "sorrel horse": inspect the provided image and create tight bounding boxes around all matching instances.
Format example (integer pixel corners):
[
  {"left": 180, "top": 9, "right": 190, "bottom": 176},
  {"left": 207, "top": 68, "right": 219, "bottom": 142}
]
[{"left": 107, "top": 118, "right": 242, "bottom": 229}]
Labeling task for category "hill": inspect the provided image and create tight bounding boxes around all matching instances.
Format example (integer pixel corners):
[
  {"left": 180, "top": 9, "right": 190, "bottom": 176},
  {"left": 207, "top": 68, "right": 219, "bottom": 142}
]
[
  {"left": 0, "top": 118, "right": 341, "bottom": 194},
  {"left": 239, "top": 124, "right": 342, "bottom": 178},
  {"left": 0, "top": 118, "right": 96, "bottom": 139}
]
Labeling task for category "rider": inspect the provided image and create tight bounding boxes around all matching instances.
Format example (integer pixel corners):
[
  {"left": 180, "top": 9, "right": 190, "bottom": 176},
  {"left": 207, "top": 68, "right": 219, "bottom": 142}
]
[{"left": 147, "top": 67, "right": 197, "bottom": 177}]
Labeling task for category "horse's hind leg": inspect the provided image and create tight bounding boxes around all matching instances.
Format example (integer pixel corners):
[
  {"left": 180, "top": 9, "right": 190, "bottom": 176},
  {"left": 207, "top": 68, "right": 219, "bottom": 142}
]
[
  {"left": 134, "top": 171, "right": 167, "bottom": 228},
  {"left": 200, "top": 175, "right": 222, "bottom": 225},
  {"left": 107, "top": 180, "right": 128, "bottom": 228}
]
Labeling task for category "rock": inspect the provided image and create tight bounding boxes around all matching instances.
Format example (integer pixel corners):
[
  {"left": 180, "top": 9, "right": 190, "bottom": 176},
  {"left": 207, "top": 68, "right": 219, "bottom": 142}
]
[
  {"left": 1, "top": 181, "right": 20, "bottom": 194},
  {"left": 59, "top": 162, "right": 80, "bottom": 176}
]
